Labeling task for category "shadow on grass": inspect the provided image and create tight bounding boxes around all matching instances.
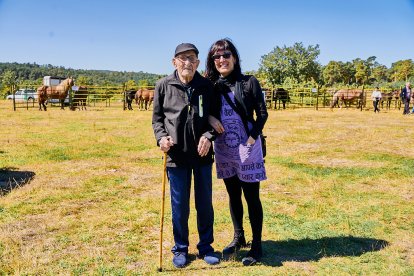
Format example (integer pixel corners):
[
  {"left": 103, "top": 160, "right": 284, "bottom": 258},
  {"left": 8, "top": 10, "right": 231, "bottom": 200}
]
[
  {"left": 261, "top": 236, "right": 389, "bottom": 266},
  {"left": 0, "top": 167, "right": 36, "bottom": 196}
]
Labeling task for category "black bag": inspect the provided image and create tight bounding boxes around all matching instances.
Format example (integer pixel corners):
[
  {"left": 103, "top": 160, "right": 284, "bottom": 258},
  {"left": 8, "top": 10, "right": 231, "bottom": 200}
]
[{"left": 260, "top": 134, "right": 267, "bottom": 158}]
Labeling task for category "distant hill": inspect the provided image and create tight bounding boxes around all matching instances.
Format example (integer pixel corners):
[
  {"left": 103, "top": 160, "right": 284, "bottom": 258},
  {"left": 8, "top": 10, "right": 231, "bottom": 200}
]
[{"left": 0, "top": 62, "right": 164, "bottom": 86}]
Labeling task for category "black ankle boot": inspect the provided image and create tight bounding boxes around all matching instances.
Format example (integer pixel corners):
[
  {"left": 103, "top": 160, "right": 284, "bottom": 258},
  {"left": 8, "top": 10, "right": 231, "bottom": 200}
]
[
  {"left": 242, "top": 241, "right": 262, "bottom": 266},
  {"left": 223, "top": 231, "right": 247, "bottom": 255}
]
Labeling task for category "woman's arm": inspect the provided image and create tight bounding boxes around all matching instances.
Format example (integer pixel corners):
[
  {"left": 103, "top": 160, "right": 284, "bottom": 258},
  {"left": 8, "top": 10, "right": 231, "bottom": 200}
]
[{"left": 248, "top": 76, "right": 268, "bottom": 139}]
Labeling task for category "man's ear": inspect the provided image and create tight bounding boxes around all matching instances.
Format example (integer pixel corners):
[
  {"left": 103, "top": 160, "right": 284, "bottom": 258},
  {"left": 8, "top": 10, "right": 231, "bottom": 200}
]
[{"left": 172, "top": 58, "right": 177, "bottom": 68}]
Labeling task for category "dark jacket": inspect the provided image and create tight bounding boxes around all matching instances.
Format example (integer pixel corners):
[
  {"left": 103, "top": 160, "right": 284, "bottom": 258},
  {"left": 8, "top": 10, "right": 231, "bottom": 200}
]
[
  {"left": 211, "top": 74, "right": 268, "bottom": 139},
  {"left": 400, "top": 86, "right": 412, "bottom": 100},
  {"left": 152, "top": 70, "right": 215, "bottom": 167}
]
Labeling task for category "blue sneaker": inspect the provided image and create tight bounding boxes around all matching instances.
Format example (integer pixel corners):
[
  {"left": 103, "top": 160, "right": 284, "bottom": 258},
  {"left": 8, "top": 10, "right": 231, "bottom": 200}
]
[
  {"left": 203, "top": 252, "right": 220, "bottom": 265},
  {"left": 172, "top": 252, "right": 187, "bottom": 268}
]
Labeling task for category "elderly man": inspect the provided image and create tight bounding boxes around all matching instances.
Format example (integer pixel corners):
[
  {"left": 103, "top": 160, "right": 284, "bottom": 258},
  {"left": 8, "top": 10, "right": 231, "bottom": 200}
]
[
  {"left": 152, "top": 43, "right": 219, "bottom": 268},
  {"left": 401, "top": 82, "right": 412, "bottom": 115}
]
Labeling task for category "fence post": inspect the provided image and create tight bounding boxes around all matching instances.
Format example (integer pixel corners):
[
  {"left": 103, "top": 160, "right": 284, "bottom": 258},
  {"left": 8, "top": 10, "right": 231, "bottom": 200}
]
[{"left": 12, "top": 84, "right": 16, "bottom": 111}]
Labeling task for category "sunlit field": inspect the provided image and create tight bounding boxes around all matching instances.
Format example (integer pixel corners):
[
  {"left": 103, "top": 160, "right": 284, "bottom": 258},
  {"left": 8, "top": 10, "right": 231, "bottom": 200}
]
[{"left": 0, "top": 100, "right": 413, "bottom": 275}]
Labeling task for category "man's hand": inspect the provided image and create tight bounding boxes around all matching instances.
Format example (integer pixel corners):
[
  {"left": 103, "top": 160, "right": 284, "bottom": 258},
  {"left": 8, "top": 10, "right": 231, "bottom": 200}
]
[
  {"left": 198, "top": 136, "right": 211, "bottom": 157},
  {"left": 159, "top": 136, "right": 174, "bottom": 152}
]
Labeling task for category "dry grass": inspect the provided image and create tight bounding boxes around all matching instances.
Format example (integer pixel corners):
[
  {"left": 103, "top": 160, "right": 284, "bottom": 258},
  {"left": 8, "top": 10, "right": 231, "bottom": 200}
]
[{"left": 0, "top": 101, "right": 413, "bottom": 275}]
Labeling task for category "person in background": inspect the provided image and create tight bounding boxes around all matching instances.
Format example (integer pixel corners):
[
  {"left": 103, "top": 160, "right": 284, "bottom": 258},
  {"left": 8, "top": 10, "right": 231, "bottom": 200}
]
[
  {"left": 371, "top": 87, "right": 382, "bottom": 113},
  {"left": 152, "top": 43, "right": 220, "bottom": 268},
  {"left": 206, "top": 38, "right": 268, "bottom": 266},
  {"left": 401, "top": 82, "right": 412, "bottom": 115}
]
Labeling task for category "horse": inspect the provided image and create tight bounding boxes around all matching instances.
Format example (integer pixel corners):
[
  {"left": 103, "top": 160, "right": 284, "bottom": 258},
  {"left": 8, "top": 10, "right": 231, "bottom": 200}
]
[
  {"left": 273, "top": 88, "right": 290, "bottom": 109},
  {"left": 135, "top": 89, "right": 154, "bottom": 110},
  {"left": 70, "top": 86, "right": 88, "bottom": 111},
  {"left": 377, "top": 90, "right": 401, "bottom": 110},
  {"left": 37, "top": 77, "right": 74, "bottom": 111},
  {"left": 379, "top": 91, "right": 392, "bottom": 110},
  {"left": 124, "top": 89, "right": 137, "bottom": 110},
  {"left": 330, "top": 89, "right": 364, "bottom": 110}
]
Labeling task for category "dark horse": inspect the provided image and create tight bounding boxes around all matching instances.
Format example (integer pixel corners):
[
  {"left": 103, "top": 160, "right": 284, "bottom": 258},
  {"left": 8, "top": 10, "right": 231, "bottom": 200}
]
[
  {"left": 37, "top": 77, "right": 74, "bottom": 111},
  {"left": 273, "top": 88, "right": 290, "bottom": 109},
  {"left": 380, "top": 90, "right": 401, "bottom": 110},
  {"left": 124, "top": 89, "right": 137, "bottom": 110},
  {"left": 70, "top": 86, "right": 88, "bottom": 111}
]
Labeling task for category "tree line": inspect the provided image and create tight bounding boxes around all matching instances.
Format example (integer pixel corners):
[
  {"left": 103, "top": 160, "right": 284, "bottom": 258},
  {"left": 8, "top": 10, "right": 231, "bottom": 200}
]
[
  {"left": 0, "top": 62, "right": 164, "bottom": 96},
  {"left": 256, "top": 42, "right": 413, "bottom": 90}
]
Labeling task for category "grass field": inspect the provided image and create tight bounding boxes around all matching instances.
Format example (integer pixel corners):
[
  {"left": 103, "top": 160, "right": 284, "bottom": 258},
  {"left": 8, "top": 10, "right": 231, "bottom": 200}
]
[{"left": 0, "top": 101, "right": 413, "bottom": 275}]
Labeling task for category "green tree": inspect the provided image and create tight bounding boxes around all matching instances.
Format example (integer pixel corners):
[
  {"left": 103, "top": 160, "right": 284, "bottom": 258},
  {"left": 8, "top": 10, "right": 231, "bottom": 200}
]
[
  {"left": 390, "top": 59, "right": 414, "bottom": 82},
  {"left": 76, "top": 75, "right": 92, "bottom": 86},
  {"left": 1, "top": 70, "right": 17, "bottom": 96},
  {"left": 125, "top": 79, "right": 137, "bottom": 90},
  {"left": 371, "top": 65, "right": 389, "bottom": 83},
  {"left": 340, "top": 62, "right": 355, "bottom": 85},
  {"left": 353, "top": 59, "right": 369, "bottom": 85},
  {"left": 259, "top": 42, "right": 321, "bottom": 87},
  {"left": 322, "top": 61, "right": 342, "bottom": 86},
  {"left": 138, "top": 79, "right": 149, "bottom": 88}
]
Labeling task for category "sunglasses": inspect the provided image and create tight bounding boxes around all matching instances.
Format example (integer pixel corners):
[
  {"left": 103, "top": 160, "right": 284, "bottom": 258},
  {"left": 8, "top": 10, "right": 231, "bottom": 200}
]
[{"left": 212, "top": 52, "right": 232, "bottom": 60}]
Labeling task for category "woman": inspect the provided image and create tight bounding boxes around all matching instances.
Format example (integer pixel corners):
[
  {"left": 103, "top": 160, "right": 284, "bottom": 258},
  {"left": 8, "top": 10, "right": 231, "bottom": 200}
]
[
  {"left": 371, "top": 87, "right": 382, "bottom": 113},
  {"left": 206, "top": 38, "right": 268, "bottom": 266}
]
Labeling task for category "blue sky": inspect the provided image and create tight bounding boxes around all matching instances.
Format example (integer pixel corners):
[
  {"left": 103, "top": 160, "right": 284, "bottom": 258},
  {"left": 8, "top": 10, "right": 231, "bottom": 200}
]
[{"left": 0, "top": 0, "right": 413, "bottom": 75}]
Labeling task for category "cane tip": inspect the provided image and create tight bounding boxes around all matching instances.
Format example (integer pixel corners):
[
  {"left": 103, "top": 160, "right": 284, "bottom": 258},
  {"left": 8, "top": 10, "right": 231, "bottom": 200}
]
[{"left": 157, "top": 267, "right": 162, "bottom": 272}]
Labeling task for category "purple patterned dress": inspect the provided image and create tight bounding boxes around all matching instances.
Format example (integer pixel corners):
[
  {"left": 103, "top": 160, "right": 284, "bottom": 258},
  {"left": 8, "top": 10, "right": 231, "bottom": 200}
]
[{"left": 214, "top": 92, "right": 266, "bottom": 182}]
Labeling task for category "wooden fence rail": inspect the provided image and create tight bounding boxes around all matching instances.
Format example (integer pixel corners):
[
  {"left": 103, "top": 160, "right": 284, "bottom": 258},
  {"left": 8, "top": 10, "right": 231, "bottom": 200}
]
[{"left": 8, "top": 85, "right": 403, "bottom": 111}]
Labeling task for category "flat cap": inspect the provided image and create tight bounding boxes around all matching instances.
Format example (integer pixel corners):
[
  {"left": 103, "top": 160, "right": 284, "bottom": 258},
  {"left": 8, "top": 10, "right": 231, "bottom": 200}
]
[{"left": 174, "top": 43, "right": 199, "bottom": 57}]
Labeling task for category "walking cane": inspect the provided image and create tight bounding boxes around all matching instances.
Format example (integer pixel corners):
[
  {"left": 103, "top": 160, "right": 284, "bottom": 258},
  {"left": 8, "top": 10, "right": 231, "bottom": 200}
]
[{"left": 158, "top": 152, "right": 167, "bottom": 272}]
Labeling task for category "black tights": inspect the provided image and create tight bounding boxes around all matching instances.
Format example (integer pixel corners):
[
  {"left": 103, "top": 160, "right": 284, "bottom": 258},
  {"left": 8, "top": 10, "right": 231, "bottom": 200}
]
[{"left": 224, "top": 175, "right": 263, "bottom": 243}]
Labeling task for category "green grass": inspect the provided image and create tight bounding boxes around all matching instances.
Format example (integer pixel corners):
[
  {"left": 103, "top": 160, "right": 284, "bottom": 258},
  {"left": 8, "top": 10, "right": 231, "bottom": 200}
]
[{"left": 0, "top": 101, "right": 413, "bottom": 275}]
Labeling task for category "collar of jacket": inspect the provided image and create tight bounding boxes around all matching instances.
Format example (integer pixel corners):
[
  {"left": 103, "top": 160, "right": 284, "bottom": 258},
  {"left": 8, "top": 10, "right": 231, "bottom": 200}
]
[{"left": 166, "top": 70, "right": 205, "bottom": 89}]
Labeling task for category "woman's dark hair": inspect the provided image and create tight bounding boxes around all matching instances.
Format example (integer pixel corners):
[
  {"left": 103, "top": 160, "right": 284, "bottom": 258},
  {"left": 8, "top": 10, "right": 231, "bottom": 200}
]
[{"left": 205, "top": 38, "right": 242, "bottom": 82}]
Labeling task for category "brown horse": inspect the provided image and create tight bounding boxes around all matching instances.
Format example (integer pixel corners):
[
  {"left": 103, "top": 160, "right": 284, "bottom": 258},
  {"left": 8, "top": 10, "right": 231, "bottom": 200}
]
[
  {"left": 330, "top": 89, "right": 364, "bottom": 110},
  {"left": 37, "top": 78, "right": 74, "bottom": 111},
  {"left": 135, "top": 89, "right": 154, "bottom": 110},
  {"left": 70, "top": 86, "right": 88, "bottom": 111}
]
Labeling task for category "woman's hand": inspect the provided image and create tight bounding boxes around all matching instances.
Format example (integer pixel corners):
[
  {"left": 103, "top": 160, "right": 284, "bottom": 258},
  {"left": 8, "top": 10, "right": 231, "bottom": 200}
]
[
  {"left": 246, "top": 136, "right": 256, "bottom": 146},
  {"left": 208, "top": 115, "right": 224, "bottom": 134}
]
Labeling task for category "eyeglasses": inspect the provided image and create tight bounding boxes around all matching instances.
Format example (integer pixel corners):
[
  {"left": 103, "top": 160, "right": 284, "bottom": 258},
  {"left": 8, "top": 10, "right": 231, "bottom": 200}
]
[
  {"left": 212, "top": 52, "right": 232, "bottom": 60},
  {"left": 175, "top": 55, "right": 198, "bottom": 64}
]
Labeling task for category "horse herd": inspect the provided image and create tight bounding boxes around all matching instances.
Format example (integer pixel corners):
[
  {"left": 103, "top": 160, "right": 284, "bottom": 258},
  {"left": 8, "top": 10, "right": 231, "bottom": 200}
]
[
  {"left": 329, "top": 89, "right": 401, "bottom": 110},
  {"left": 124, "top": 89, "right": 154, "bottom": 111},
  {"left": 273, "top": 88, "right": 402, "bottom": 110},
  {"left": 35, "top": 77, "right": 154, "bottom": 111}
]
